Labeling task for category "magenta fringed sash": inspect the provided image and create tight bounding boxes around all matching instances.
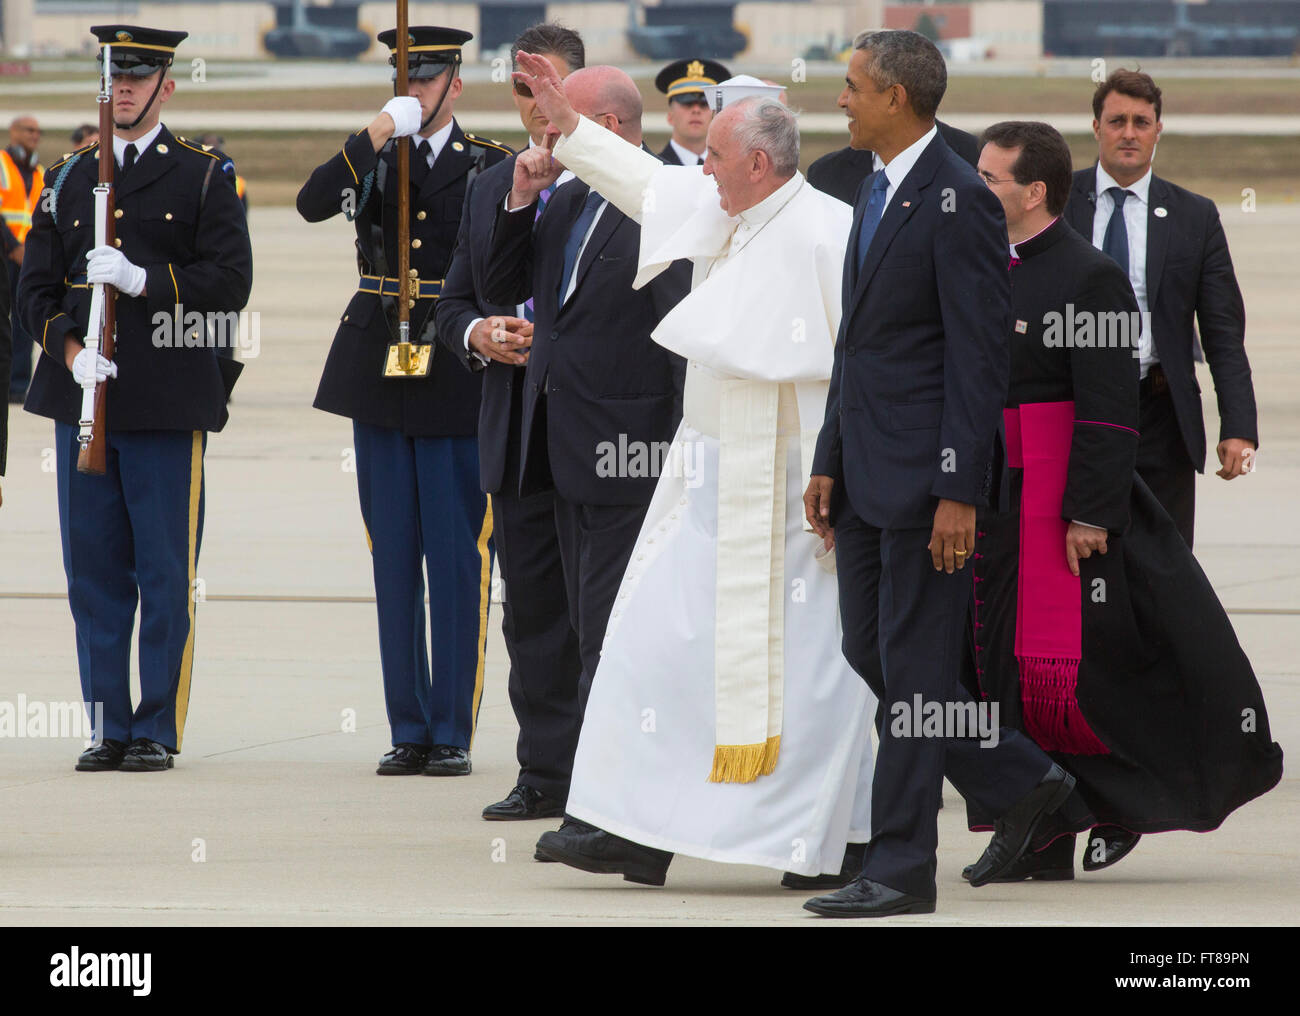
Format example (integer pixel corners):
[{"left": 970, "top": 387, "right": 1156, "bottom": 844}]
[{"left": 1004, "top": 402, "right": 1110, "bottom": 755}]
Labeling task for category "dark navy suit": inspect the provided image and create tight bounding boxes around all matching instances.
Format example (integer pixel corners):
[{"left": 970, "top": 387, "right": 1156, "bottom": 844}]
[
  {"left": 435, "top": 153, "right": 585, "bottom": 803},
  {"left": 814, "top": 131, "right": 1053, "bottom": 899},
  {"left": 297, "top": 121, "right": 509, "bottom": 752},
  {"left": 482, "top": 172, "right": 686, "bottom": 712},
  {"left": 1065, "top": 167, "right": 1255, "bottom": 548},
  {"left": 20, "top": 127, "right": 252, "bottom": 752}
]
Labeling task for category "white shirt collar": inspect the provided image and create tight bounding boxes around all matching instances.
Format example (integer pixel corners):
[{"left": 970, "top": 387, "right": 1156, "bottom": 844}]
[
  {"left": 738, "top": 171, "right": 804, "bottom": 226},
  {"left": 1095, "top": 163, "right": 1152, "bottom": 205},
  {"left": 880, "top": 124, "right": 938, "bottom": 191},
  {"left": 416, "top": 120, "right": 455, "bottom": 164},
  {"left": 113, "top": 123, "right": 163, "bottom": 167},
  {"left": 670, "top": 138, "right": 703, "bottom": 166},
  {"left": 527, "top": 136, "right": 574, "bottom": 188},
  {"left": 1010, "top": 215, "right": 1059, "bottom": 257}
]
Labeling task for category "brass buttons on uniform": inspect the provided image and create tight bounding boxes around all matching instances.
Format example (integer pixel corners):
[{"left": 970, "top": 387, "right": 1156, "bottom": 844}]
[
  {"left": 113, "top": 238, "right": 122, "bottom": 248},
  {"left": 411, "top": 238, "right": 422, "bottom": 249},
  {"left": 114, "top": 209, "right": 123, "bottom": 219},
  {"left": 416, "top": 210, "right": 426, "bottom": 221},
  {"left": 164, "top": 212, "right": 173, "bottom": 221},
  {"left": 156, "top": 143, "right": 168, "bottom": 155}
]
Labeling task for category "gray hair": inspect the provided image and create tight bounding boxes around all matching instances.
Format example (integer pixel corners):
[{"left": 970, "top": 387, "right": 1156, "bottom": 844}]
[
  {"left": 853, "top": 29, "right": 947, "bottom": 121},
  {"left": 728, "top": 96, "right": 799, "bottom": 178}
]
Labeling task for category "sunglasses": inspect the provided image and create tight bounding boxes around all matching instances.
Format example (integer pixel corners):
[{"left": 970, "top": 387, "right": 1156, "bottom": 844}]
[{"left": 513, "top": 80, "right": 533, "bottom": 99}]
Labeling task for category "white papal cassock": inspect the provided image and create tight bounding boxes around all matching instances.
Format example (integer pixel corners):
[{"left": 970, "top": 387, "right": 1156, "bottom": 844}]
[{"left": 554, "top": 117, "right": 875, "bottom": 876}]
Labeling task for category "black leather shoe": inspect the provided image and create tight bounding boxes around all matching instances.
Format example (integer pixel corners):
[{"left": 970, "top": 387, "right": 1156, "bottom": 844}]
[
  {"left": 535, "top": 821, "right": 673, "bottom": 886},
  {"left": 962, "top": 833, "right": 1075, "bottom": 883},
  {"left": 376, "top": 743, "right": 429, "bottom": 775},
  {"left": 118, "top": 738, "right": 174, "bottom": 772},
  {"left": 803, "top": 876, "right": 936, "bottom": 918},
  {"left": 75, "top": 738, "right": 128, "bottom": 772},
  {"left": 782, "top": 843, "right": 866, "bottom": 890},
  {"left": 533, "top": 817, "right": 591, "bottom": 861},
  {"left": 966, "top": 763, "right": 1077, "bottom": 888},
  {"left": 483, "top": 784, "right": 565, "bottom": 821},
  {"left": 422, "top": 744, "right": 471, "bottom": 776},
  {"left": 1082, "top": 825, "right": 1141, "bottom": 872}
]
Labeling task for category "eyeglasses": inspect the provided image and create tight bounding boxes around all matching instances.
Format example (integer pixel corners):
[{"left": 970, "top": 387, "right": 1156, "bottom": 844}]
[{"left": 513, "top": 80, "right": 533, "bottom": 99}]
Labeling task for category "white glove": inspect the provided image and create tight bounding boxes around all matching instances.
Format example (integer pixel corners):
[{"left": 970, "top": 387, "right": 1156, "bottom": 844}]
[
  {"left": 86, "top": 245, "right": 147, "bottom": 298},
  {"left": 72, "top": 347, "right": 118, "bottom": 386},
  {"left": 382, "top": 96, "right": 423, "bottom": 138}
]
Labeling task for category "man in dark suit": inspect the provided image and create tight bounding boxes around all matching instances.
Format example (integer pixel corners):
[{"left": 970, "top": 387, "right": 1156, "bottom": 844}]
[
  {"left": 802, "top": 30, "right": 1077, "bottom": 918},
  {"left": 1065, "top": 69, "right": 1256, "bottom": 548},
  {"left": 435, "top": 23, "right": 586, "bottom": 821},
  {"left": 482, "top": 66, "right": 686, "bottom": 729},
  {"left": 652, "top": 58, "right": 729, "bottom": 166},
  {"left": 808, "top": 120, "right": 979, "bottom": 205},
  {"left": 298, "top": 26, "right": 511, "bottom": 778}
]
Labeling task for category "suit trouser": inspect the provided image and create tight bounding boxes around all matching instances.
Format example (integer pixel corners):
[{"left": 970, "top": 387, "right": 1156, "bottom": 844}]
[
  {"left": 835, "top": 503, "right": 1051, "bottom": 899},
  {"left": 494, "top": 486, "right": 584, "bottom": 802},
  {"left": 353, "top": 422, "right": 494, "bottom": 749},
  {"left": 55, "top": 423, "right": 205, "bottom": 752},
  {"left": 1136, "top": 384, "right": 1196, "bottom": 549},
  {"left": 552, "top": 494, "right": 648, "bottom": 716}
]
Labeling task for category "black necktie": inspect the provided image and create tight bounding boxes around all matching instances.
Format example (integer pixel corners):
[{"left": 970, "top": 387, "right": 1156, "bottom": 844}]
[
  {"left": 121, "top": 143, "right": 137, "bottom": 176},
  {"left": 411, "top": 139, "right": 431, "bottom": 188},
  {"left": 1102, "top": 187, "right": 1132, "bottom": 276}
]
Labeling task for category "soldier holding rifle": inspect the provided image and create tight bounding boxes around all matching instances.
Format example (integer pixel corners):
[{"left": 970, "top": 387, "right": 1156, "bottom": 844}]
[
  {"left": 297, "top": 23, "right": 510, "bottom": 777},
  {"left": 19, "top": 24, "right": 252, "bottom": 772}
]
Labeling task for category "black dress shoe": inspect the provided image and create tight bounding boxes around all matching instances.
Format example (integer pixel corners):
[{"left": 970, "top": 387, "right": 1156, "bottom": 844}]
[
  {"left": 118, "top": 738, "right": 174, "bottom": 772},
  {"left": 75, "top": 739, "right": 128, "bottom": 772},
  {"left": 782, "top": 843, "right": 866, "bottom": 890},
  {"left": 483, "top": 784, "right": 565, "bottom": 821},
  {"left": 962, "top": 833, "right": 1075, "bottom": 883},
  {"left": 966, "top": 763, "right": 1077, "bottom": 888},
  {"left": 422, "top": 744, "right": 471, "bottom": 776},
  {"left": 533, "top": 817, "right": 591, "bottom": 861},
  {"left": 535, "top": 820, "right": 673, "bottom": 886},
  {"left": 1082, "top": 824, "right": 1141, "bottom": 872},
  {"left": 804, "top": 876, "right": 936, "bottom": 918},
  {"left": 376, "top": 743, "right": 430, "bottom": 775}
]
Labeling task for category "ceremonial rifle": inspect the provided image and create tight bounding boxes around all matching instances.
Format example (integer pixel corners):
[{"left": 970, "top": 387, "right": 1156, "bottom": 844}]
[
  {"left": 381, "top": 0, "right": 432, "bottom": 378},
  {"left": 77, "top": 44, "right": 117, "bottom": 475}
]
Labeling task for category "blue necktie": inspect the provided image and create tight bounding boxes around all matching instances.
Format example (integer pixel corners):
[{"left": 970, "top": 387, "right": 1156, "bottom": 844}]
[
  {"left": 523, "top": 183, "right": 556, "bottom": 323},
  {"left": 1102, "top": 187, "right": 1132, "bottom": 276},
  {"left": 558, "top": 189, "right": 604, "bottom": 306},
  {"left": 856, "top": 171, "right": 891, "bottom": 274}
]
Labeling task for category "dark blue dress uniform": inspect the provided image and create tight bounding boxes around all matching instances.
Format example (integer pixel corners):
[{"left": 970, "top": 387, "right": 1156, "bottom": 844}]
[
  {"left": 296, "top": 30, "right": 511, "bottom": 758},
  {"left": 19, "top": 27, "right": 252, "bottom": 757}
]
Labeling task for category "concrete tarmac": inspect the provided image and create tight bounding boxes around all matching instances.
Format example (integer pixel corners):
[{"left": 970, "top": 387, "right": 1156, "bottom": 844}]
[{"left": 0, "top": 205, "right": 1295, "bottom": 926}]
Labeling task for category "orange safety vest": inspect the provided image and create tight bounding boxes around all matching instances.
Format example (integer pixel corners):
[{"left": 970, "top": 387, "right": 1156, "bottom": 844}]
[{"left": 0, "top": 149, "right": 44, "bottom": 243}]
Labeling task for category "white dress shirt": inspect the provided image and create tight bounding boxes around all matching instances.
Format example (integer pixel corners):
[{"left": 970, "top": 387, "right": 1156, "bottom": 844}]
[
  {"left": 1092, "top": 163, "right": 1155, "bottom": 376},
  {"left": 669, "top": 138, "right": 704, "bottom": 166},
  {"left": 414, "top": 120, "right": 454, "bottom": 168},
  {"left": 113, "top": 123, "right": 163, "bottom": 168},
  {"left": 878, "top": 124, "right": 938, "bottom": 212}
]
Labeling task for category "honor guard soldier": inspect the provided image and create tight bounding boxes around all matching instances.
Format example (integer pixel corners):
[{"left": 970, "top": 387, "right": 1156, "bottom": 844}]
[
  {"left": 297, "top": 26, "right": 511, "bottom": 777},
  {"left": 19, "top": 25, "right": 252, "bottom": 772},
  {"left": 653, "top": 58, "right": 729, "bottom": 166}
]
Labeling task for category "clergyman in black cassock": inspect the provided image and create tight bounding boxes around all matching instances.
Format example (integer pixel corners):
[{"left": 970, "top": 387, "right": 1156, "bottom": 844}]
[{"left": 966, "top": 216, "right": 1283, "bottom": 877}]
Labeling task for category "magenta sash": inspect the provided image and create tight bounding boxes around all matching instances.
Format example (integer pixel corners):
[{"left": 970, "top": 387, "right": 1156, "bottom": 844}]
[{"left": 1003, "top": 401, "right": 1109, "bottom": 755}]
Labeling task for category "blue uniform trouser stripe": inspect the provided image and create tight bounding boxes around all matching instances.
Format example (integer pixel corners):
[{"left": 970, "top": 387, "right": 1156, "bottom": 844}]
[
  {"left": 55, "top": 424, "right": 205, "bottom": 751},
  {"left": 353, "top": 422, "right": 493, "bottom": 748}
]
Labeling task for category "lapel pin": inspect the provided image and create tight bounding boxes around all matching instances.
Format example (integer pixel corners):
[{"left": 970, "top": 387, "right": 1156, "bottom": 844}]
[
  {"left": 156, "top": 143, "right": 168, "bottom": 154},
  {"left": 1015, "top": 320, "right": 1028, "bottom": 334},
  {"left": 451, "top": 141, "right": 464, "bottom": 152},
  {"left": 1154, "top": 206, "right": 1168, "bottom": 217},
  {"left": 902, "top": 200, "right": 911, "bottom": 207}
]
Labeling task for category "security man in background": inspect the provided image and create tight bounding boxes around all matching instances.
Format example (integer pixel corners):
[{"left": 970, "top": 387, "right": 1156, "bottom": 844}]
[
  {"left": 20, "top": 25, "right": 252, "bottom": 772},
  {"left": 3, "top": 114, "right": 43, "bottom": 402},
  {"left": 652, "top": 58, "right": 729, "bottom": 166},
  {"left": 297, "top": 26, "right": 511, "bottom": 777}
]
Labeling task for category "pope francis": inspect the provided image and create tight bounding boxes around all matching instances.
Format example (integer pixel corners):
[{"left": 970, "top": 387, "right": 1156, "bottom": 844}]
[{"left": 513, "top": 54, "right": 876, "bottom": 888}]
